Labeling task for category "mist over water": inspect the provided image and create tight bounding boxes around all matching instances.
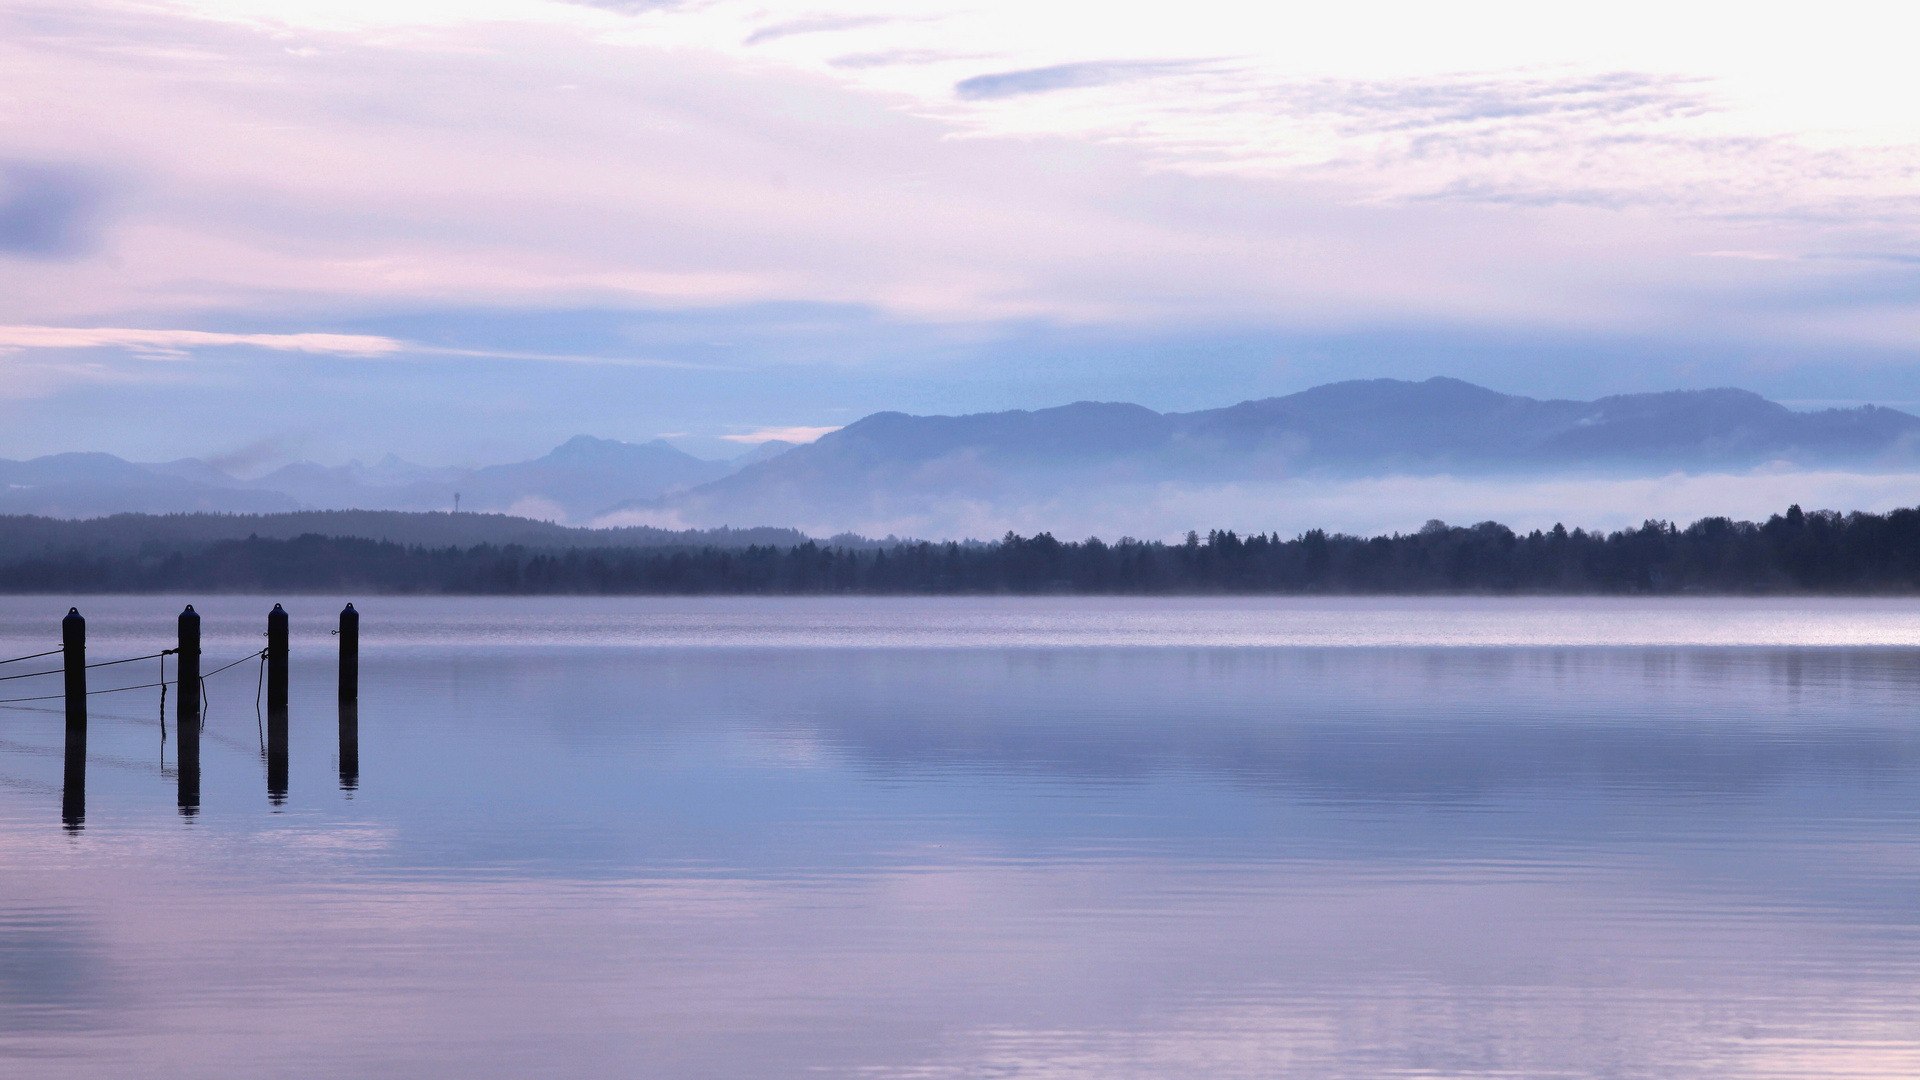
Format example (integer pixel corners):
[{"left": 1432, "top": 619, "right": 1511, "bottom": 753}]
[
  {"left": 2, "top": 596, "right": 1918, "bottom": 1078},
  {"left": 596, "top": 468, "right": 1920, "bottom": 543}
]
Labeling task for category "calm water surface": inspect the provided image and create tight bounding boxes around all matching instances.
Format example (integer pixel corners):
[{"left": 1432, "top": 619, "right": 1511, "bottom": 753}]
[{"left": 2, "top": 596, "right": 1919, "bottom": 1078}]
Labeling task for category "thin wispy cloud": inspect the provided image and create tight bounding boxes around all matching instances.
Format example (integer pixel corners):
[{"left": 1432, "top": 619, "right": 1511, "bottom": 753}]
[
  {"left": 745, "top": 14, "right": 900, "bottom": 47},
  {"left": 954, "top": 60, "right": 1204, "bottom": 101},
  {"left": 0, "top": 326, "right": 401, "bottom": 358},
  {"left": 828, "top": 49, "right": 962, "bottom": 70},
  {"left": 722, "top": 425, "right": 842, "bottom": 444},
  {"left": 559, "top": 0, "right": 681, "bottom": 13}
]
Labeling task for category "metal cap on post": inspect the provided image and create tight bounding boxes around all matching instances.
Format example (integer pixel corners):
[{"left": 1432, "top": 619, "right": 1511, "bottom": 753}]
[
  {"left": 338, "top": 603, "right": 358, "bottom": 702},
  {"left": 267, "top": 602, "right": 289, "bottom": 710}
]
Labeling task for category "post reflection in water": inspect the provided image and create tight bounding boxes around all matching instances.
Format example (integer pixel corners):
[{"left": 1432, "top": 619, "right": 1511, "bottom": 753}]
[
  {"left": 338, "top": 699, "right": 358, "bottom": 793},
  {"left": 60, "top": 724, "right": 84, "bottom": 832},
  {"left": 176, "top": 751, "right": 199, "bottom": 817},
  {"left": 176, "top": 676, "right": 202, "bottom": 817},
  {"left": 266, "top": 706, "right": 288, "bottom": 807}
]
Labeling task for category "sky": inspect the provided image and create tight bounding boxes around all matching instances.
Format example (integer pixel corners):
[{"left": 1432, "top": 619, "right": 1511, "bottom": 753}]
[{"left": 5, "top": 0, "right": 1920, "bottom": 468}]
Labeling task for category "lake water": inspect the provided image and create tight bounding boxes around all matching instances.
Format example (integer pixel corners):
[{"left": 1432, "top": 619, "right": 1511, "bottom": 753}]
[{"left": 3, "top": 595, "right": 1919, "bottom": 1078}]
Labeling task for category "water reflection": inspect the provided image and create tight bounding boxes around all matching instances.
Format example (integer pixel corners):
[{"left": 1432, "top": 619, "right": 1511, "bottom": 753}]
[
  {"left": 4, "top": 597, "right": 1920, "bottom": 1080},
  {"left": 175, "top": 755, "right": 198, "bottom": 818},
  {"left": 338, "top": 700, "right": 358, "bottom": 793},
  {"left": 265, "top": 706, "right": 287, "bottom": 807},
  {"left": 59, "top": 722, "right": 83, "bottom": 834},
  {"left": 0, "top": 912, "right": 118, "bottom": 1035}
]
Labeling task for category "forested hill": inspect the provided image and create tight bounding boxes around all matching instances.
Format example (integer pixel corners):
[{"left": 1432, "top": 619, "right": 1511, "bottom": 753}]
[
  {"left": 0, "top": 511, "right": 823, "bottom": 558},
  {"left": 3, "top": 504, "right": 1918, "bottom": 595}
]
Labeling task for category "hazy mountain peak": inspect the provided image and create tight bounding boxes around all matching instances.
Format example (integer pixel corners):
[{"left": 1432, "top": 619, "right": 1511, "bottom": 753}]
[
  {"left": 549, "top": 434, "right": 635, "bottom": 459},
  {"left": 139, "top": 457, "right": 243, "bottom": 487},
  {"left": 733, "top": 439, "right": 796, "bottom": 466},
  {"left": 3, "top": 451, "right": 169, "bottom": 485},
  {"left": 543, "top": 434, "right": 709, "bottom": 465},
  {"left": 1284, "top": 375, "right": 1515, "bottom": 407}
]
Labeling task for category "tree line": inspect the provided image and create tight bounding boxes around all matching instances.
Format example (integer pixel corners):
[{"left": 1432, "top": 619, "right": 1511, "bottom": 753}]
[
  {"left": 3, "top": 504, "right": 1919, "bottom": 594},
  {"left": 0, "top": 510, "right": 818, "bottom": 559}
]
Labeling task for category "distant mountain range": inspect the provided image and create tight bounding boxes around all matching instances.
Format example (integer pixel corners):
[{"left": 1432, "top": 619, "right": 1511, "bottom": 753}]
[
  {"left": 0, "top": 435, "right": 795, "bottom": 521},
  {"left": 7, "top": 379, "right": 1919, "bottom": 533},
  {"left": 638, "top": 378, "right": 1920, "bottom": 534}
]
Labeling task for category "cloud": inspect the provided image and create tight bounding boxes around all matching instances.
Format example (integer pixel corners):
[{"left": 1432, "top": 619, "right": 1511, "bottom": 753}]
[
  {"left": 0, "top": 911, "right": 119, "bottom": 1033},
  {"left": 9, "top": 0, "right": 1920, "bottom": 468},
  {"left": 506, "top": 495, "right": 566, "bottom": 522},
  {"left": 0, "top": 326, "right": 402, "bottom": 358},
  {"left": 829, "top": 49, "right": 962, "bottom": 70},
  {"left": 1274, "top": 70, "right": 1703, "bottom": 133},
  {"left": 954, "top": 60, "right": 1198, "bottom": 101},
  {"left": 558, "top": 0, "right": 680, "bottom": 12},
  {"left": 204, "top": 434, "right": 293, "bottom": 472},
  {"left": 204, "top": 435, "right": 294, "bottom": 475},
  {"left": 744, "top": 14, "right": 899, "bottom": 47},
  {"left": 0, "top": 162, "right": 107, "bottom": 259},
  {"left": 721, "top": 425, "right": 841, "bottom": 444}
]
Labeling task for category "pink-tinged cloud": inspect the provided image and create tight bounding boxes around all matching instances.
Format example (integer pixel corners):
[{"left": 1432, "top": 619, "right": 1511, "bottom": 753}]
[
  {"left": 0, "top": 325, "right": 401, "bottom": 357},
  {"left": 721, "top": 425, "right": 841, "bottom": 444},
  {"left": 0, "top": 0, "right": 1899, "bottom": 341}
]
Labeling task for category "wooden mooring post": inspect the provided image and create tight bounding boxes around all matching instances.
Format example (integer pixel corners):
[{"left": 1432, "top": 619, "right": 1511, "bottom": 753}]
[
  {"left": 267, "top": 603, "right": 288, "bottom": 710},
  {"left": 266, "top": 603, "right": 289, "bottom": 805},
  {"left": 61, "top": 607, "right": 86, "bottom": 831},
  {"left": 38, "top": 601, "right": 369, "bottom": 821},
  {"left": 177, "top": 605, "right": 201, "bottom": 816},
  {"left": 63, "top": 607, "right": 85, "bottom": 731},
  {"left": 338, "top": 603, "right": 358, "bottom": 702}
]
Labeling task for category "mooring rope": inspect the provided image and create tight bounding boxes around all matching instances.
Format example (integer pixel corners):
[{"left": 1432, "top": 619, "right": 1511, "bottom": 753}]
[
  {"left": 1, "top": 650, "right": 174, "bottom": 681},
  {"left": 89, "top": 682, "right": 167, "bottom": 695},
  {"left": 0, "top": 648, "right": 61, "bottom": 667},
  {"left": 85, "top": 651, "right": 168, "bottom": 669},
  {"left": 195, "top": 649, "right": 265, "bottom": 733},
  {"left": 203, "top": 649, "right": 266, "bottom": 680},
  {"left": 0, "top": 648, "right": 262, "bottom": 709},
  {"left": 254, "top": 650, "right": 268, "bottom": 750},
  {"left": 196, "top": 649, "right": 267, "bottom": 734},
  {"left": 0, "top": 681, "right": 171, "bottom": 704},
  {"left": 158, "top": 651, "right": 168, "bottom": 744}
]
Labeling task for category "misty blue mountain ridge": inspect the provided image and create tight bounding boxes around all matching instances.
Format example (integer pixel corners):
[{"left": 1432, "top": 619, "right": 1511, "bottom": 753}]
[
  {"left": 0, "top": 434, "right": 797, "bottom": 521},
  {"left": 5, "top": 378, "right": 1917, "bottom": 534}
]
